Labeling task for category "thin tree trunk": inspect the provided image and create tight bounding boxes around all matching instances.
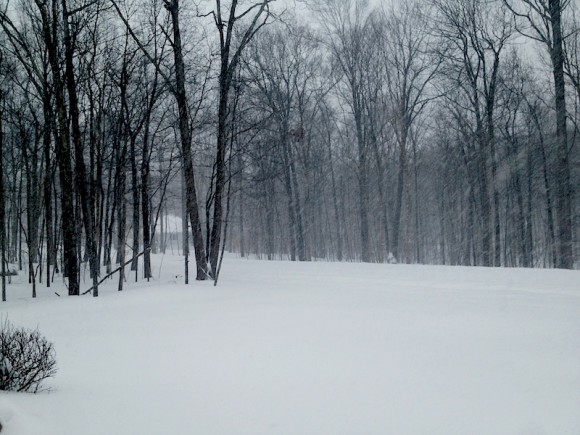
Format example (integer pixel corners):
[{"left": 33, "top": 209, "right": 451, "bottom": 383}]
[
  {"left": 354, "top": 107, "right": 370, "bottom": 263},
  {"left": 392, "top": 139, "right": 407, "bottom": 263},
  {"left": 525, "top": 143, "right": 534, "bottom": 266},
  {"left": 0, "top": 93, "right": 6, "bottom": 301},
  {"left": 130, "top": 136, "right": 140, "bottom": 273},
  {"left": 327, "top": 130, "right": 343, "bottom": 262},
  {"left": 181, "top": 170, "right": 189, "bottom": 284},
  {"left": 117, "top": 142, "right": 127, "bottom": 291},
  {"left": 237, "top": 149, "right": 245, "bottom": 258},
  {"left": 141, "top": 109, "right": 154, "bottom": 280},
  {"left": 42, "top": 86, "right": 52, "bottom": 288},
  {"left": 289, "top": 144, "right": 306, "bottom": 261}
]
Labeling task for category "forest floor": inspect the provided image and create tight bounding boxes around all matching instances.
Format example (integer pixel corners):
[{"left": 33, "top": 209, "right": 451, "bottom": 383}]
[{"left": 0, "top": 254, "right": 579, "bottom": 434}]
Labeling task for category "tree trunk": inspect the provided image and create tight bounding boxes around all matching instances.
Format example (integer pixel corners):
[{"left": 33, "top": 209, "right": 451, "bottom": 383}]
[
  {"left": 550, "top": 0, "right": 573, "bottom": 268},
  {"left": 392, "top": 139, "right": 407, "bottom": 263},
  {"left": 167, "top": 0, "right": 207, "bottom": 280},
  {"left": 117, "top": 139, "right": 128, "bottom": 290},
  {"left": 354, "top": 107, "right": 370, "bottom": 263},
  {"left": 35, "top": 0, "right": 80, "bottom": 295},
  {"left": 525, "top": 139, "right": 534, "bottom": 266},
  {"left": 327, "top": 129, "right": 343, "bottom": 261},
  {"left": 130, "top": 136, "right": 140, "bottom": 273},
  {"left": 289, "top": 144, "right": 306, "bottom": 261},
  {"left": 141, "top": 102, "right": 154, "bottom": 280},
  {"left": 61, "top": 0, "right": 99, "bottom": 294},
  {"left": 42, "top": 86, "right": 52, "bottom": 288},
  {"left": 237, "top": 148, "right": 245, "bottom": 258},
  {"left": 181, "top": 171, "right": 189, "bottom": 283},
  {"left": 0, "top": 92, "right": 6, "bottom": 301}
]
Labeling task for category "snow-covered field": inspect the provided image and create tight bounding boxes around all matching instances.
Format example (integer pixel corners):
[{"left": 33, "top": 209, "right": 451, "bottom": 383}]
[{"left": 1, "top": 254, "right": 579, "bottom": 434}]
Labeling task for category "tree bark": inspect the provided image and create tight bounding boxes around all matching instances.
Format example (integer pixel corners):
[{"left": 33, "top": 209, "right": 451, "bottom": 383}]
[
  {"left": 35, "top": 0, "right": 80, "bottom": 295},
  {"left": 549, "top": 0, "right": 573, "bottom": 268},
  {"left": 61, "top": 0, "right": 99, "bottom": 294},
  {"left": 0, "top": 89, "right": 6, "bottom": 301},
  {"left": 166, "top": 0, "right": 207, "bottom": 280}
]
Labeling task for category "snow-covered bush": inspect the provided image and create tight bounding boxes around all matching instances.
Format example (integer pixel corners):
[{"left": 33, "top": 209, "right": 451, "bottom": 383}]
[{"left": 0, "top": 319, "right": 57, "bottom": 393}]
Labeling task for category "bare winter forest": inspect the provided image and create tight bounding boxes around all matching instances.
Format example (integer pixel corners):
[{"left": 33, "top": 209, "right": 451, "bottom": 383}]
[{"left": 0, "top": 0, "right": 579, "bottom": 298}]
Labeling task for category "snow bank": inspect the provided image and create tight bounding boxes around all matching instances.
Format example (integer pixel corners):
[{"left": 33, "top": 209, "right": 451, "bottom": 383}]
[{"left": 0, "top": 256, "right": 579, "bottom": 434}]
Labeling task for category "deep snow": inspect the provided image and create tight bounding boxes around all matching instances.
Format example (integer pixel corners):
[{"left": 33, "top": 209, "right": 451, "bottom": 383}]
[{"left": 0, "top": 255, "right": 579, "bottom": 434}]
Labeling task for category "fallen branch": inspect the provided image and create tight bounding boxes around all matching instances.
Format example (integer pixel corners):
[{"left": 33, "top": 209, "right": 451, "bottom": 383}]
[
  {"left": 82, "top": 250, "right": 148, "bottom": 295},
  {"left": 0, "top": 270, "right": 16, "bottom": 277}
]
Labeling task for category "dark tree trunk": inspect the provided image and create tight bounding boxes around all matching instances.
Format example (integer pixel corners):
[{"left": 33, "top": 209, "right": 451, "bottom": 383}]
[
  {"left": 116, "top": 136, "right": 128, "bottom": 290},
  {"left": 392, "top": 138, "right": 407, "bottom": 263},
  {"left": 514, "top": 156, "right": 528, "bottom": 267},
  {"left": 289, "top": 143, "right": 306, "bottom": 261},
  {"left": 265, "top": 180, "right": 275, "bottom": 261},
  {"left": 488, "top": 120, "right": 501, "bottom": 267},
  {"left": 35, "top": 0, "right": 80, "bottom": 295},
  {"left": 327, "top": 129, "right": 343, "bottom": 262},
  {"left": 117, "top": 178, "right": 126, "bottom": 291},
  {"left": 103, "top": 141, "right": 117, "bottom": 273},
  {"left": 61, "top": 0, "right": 99, "bottom": 294},
  {"left": 181, "top": 171, "right": 189, "bottom": 283},
  {"left": 237, "top": 148, "right": 245, "bottom": 258},
  {"left": 354, "top": 106, "right": 370, "bottom": 263},
  {"left": 209, "top": 68, "right": 229, "bottom": 277},
  {"left": 281, "top": 130, "right": 297, "bottom": 261},
  {"left": 42, "top": 85, "right": 53, "bottom": 288},
  {"left": 530, "top": 104, "right": 557, "bottom": 266},
  {"left": 0, "top": 90, "right": 6, "bottom": 301},
  {"left": 167, "top": 0, "right": 207, "bottom": 280},
  {"left": 130, "top": 136, "right": 140, "bottom": 274},
  {"left": 550, "top": 0, "right": 573, "bottom": 268},
  {"left": 141, "top": 97, "right": 155, "bottom": 280},
  {"left": 525, "top": 144, "right": 534, "bottom": 267}
]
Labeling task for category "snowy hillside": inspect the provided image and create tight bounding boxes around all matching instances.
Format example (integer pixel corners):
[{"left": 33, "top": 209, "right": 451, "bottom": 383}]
[{"left": 1, "top": 255, "right": 579, "bottom": 434}]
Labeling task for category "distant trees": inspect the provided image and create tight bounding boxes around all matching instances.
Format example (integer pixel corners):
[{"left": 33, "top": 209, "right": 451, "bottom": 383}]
[
  {"left": 502, "top": 0, "right": 574, "bottom": 268},
  {"left": 0, "top": 0, "right": 578, "bottom": 301},
  {"left": 433, "top": 0, "right": 514, "bottom": 266},
  {"left": 244, "top": 21, "right": 324, "bottom": 262},
  {"left": 376, "top": 1, "right": 440, "bottom": 263},
  {"left": 318, "top": 0, "right": 375, "bottom": 262}
]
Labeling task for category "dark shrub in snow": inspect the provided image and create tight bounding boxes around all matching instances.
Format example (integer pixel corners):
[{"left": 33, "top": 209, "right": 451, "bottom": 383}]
[{"left": 0, "top": 319, "right": 57, "bottom": 393}]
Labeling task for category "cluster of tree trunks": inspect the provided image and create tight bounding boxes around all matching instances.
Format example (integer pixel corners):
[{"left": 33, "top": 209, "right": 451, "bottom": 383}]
[{"left": 0, "top": 0, "right": 578, "bottom": 303}]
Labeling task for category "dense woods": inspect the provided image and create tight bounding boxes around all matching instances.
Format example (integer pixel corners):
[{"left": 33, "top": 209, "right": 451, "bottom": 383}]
[{"left": 0, "top": 0, "right": 578, "bottom": 298}]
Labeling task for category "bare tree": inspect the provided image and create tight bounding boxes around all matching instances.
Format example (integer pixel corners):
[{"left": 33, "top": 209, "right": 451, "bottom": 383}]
[
  {"left": 207, "top": 0, "right": 276, "bottom": 278},
  {"left": 111, "top": 0, "right": 209, "bottom": 279},
  {"left": 434, "top": 0, "right": 513, "bottom": 266},
  {"left": 33, "top": 0, "right": 80, "bottom": 294},
  {"left": 243, "top": 22, "right": 323, "bottom": 262},
  {"left": 376, "top": 1, "right": 440, "bottom": 263},
  {"left": 503, "top": 0, "right": 574, "bottom": 268},
  {"left": 318, "top": 0, "right": 374, "bottom": 262}
]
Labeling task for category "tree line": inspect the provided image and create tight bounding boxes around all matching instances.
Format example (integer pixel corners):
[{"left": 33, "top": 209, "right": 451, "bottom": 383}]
[{"left": 0, "top": 0, "right": 578, "bottom": 300}]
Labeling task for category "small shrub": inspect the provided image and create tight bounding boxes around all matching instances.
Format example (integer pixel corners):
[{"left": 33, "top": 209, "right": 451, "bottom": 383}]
[{"left": 0, "top": 319, "right": 57, "bottom": 393}]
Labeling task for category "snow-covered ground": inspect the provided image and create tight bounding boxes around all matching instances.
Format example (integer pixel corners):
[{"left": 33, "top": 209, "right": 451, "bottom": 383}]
[{"left": 0, "top": 254, "right": 579, "bottom": 434}]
